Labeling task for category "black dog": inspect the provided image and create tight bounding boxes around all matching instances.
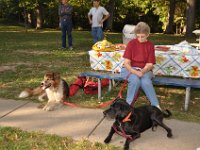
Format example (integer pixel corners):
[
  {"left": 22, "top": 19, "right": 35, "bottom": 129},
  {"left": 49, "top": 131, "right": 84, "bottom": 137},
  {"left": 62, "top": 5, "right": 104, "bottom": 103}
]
[{"left": 103, "top": 98, "right": 173, "bottom": 150}]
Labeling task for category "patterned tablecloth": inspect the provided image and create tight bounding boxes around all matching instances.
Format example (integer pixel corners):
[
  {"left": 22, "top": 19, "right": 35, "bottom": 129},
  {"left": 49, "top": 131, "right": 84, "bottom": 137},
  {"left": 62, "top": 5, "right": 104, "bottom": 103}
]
[
  {"left": 88, "top": 49, "right": 200, "bottom": 78},
  {"left": 89, "top": 50, "right": 125, "bottom": 73}
]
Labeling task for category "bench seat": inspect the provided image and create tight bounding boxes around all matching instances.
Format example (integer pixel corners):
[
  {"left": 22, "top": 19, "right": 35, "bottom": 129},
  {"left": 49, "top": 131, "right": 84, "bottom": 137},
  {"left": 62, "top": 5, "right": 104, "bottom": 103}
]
[
  {"left": 152, "top": 76, "right": 200, "bottom": 88},
  {"left": 80, "top": 71, "right": 200, "bottom": 111}
]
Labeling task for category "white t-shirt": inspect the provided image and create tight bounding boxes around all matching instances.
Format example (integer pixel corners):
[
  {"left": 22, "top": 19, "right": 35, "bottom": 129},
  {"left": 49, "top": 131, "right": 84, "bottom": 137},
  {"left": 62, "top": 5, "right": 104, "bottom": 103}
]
[{"left": 88, "top": 6, "right": 109, "bottom": 27}]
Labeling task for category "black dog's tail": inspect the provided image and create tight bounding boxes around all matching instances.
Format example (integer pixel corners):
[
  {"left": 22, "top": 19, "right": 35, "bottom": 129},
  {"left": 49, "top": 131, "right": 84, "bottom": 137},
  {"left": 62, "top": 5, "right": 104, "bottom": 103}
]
[{"left": 162, "top": 109, "right": 172, "bottom": 118}]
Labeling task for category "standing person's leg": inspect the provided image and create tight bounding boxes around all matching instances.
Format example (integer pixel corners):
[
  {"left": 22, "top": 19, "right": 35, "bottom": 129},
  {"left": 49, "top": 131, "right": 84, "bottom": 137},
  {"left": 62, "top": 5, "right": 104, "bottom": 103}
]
[
  {"left": 96, "top": 27, "right": 103, "bottom": 41},
  {"left": 91, "top": 27, "right": 98, "bottom": 43},
  {"left": 121, "top": 68, "right": 141, "bottom": 105},
  {"left": 61, "top": 21, "right": 67, "bottom": 48},
  {"left": 140, "top": 72, "right": 160, "bottom": 107},
  {"left": 66, "top": 21, "right": 73, "bottom": 49}
]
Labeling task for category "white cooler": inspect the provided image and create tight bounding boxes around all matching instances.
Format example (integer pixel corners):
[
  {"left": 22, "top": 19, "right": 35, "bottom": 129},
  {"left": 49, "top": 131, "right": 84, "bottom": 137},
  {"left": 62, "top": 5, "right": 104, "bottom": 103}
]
[{"left": 122, "top": 24, "right": 136, "bottom": 44}]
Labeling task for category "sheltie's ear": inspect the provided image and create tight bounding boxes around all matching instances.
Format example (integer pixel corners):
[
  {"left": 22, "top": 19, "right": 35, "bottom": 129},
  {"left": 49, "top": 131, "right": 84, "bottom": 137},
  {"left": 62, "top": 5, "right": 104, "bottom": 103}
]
[
  {"left": 52, "top": 72, "right": 60, "bottom": 81},
  {"left": 44, "top": 71, "right": 60, "bottom": 81}
]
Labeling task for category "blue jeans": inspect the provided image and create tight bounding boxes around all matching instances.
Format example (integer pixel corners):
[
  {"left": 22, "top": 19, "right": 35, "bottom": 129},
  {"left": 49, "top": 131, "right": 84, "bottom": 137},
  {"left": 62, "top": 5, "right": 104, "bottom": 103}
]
[
  {"left": 91, "top": 27, "right": 103, "bottom": 43},
  {"left": 61, "top": 20, "right": 73, "bottom": 48},
  {"left": 121, "top": 67, "right": 159, "bottom": 107}
]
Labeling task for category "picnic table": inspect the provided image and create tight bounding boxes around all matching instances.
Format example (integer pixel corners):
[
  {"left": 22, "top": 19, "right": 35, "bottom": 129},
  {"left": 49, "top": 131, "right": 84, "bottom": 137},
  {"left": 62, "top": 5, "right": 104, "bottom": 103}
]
[{"left": 81, "top": 47, "right": 200, "bottom": 111}]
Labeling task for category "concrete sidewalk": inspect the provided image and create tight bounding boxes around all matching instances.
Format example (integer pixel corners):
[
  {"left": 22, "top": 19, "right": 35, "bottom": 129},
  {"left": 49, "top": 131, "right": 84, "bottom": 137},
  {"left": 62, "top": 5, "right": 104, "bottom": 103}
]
[{"left": 0, "top": 98, "right": 200, "bottom": 150}]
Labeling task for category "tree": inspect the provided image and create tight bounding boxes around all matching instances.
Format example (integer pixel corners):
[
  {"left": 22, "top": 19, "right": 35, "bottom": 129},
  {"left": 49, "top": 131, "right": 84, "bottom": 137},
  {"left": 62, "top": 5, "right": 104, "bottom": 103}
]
[
  {"left": 35, "top": 1, "right": 43, "bottom": 29},
  {"left": 165, "top": 0, "right": 176, "bottom": 34},
  {"left": 19, "top": 0, "right": 53, "bottom": 29},
  {"left": 106, "top": 0, "right": 115, "bottom": 31},
  {"left": 173, "top": 0, "right": 186, "bottom": 34},
  {"left": 185, "top": 0, "right": 196, "bottom": 37}
]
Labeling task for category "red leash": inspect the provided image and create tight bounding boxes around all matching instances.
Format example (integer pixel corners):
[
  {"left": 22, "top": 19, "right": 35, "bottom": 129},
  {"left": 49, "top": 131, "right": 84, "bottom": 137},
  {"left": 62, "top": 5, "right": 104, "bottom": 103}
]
[
  {"left": 63, "top": 81, "right": 125, "bottom": 108},
  {"left": 116, "top": 72, "right": 131, "bottom": 99},
  {"left": 117, "top": 79, "right": 127, "bottom": 99},
  {"left": 96, "top": 73, "right": 131, "bottom": 108},
  {"left": 112, "top": 125, "right": 134, "bottom": 141},
  {"left": 63, "top": 101, "right": 79, "bottom": 107},
  {"left": 63, "top": 73, "right": 131, "bottom": 108},
  {"left": 95, "top": 98, "right": 116, "bottom": 108}
]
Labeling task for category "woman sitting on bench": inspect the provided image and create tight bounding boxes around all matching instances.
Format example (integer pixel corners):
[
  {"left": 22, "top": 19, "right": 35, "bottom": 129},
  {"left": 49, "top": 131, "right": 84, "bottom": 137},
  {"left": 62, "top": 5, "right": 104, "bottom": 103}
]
[{"left": 121, "top": 22, "right": 161, "bottom": 109}]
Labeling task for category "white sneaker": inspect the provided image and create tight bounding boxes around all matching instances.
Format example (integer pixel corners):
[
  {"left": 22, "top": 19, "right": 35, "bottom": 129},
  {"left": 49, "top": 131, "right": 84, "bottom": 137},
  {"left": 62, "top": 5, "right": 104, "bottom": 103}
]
[
  {"left": 69, "top": 46, "right": 73, "bottom": 50},
  {"left": 58, "top": 47, "right": 66, "bottom": 50},
  {"left": 156, "top": 105, "right": 162, "bottom": 110}
]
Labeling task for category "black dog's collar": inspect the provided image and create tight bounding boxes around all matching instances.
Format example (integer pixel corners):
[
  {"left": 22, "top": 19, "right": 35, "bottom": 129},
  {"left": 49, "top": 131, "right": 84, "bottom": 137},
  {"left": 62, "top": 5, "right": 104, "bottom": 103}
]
[{"left": 122, "top": 112, "right": 132, "bottom": 123}]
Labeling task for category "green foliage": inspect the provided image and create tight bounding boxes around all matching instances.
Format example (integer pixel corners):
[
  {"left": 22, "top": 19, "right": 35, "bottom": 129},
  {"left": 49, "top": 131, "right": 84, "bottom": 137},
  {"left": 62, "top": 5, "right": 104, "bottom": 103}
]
[
  {"left": 18, "top": 0, "right": 53, "bottom": 9},
  {"left": 0, "top": 0, "right": 22, "bottom": 19},
  {"left": 0, "top": 1, "right": 200, "bottom": 34}
]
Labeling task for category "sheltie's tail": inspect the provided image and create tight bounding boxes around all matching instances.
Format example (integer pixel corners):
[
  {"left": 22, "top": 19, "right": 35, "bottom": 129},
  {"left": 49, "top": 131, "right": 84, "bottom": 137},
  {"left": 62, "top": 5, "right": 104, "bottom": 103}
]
[{"left": 19, "top": 87, "right": 44, "bottom": 98}]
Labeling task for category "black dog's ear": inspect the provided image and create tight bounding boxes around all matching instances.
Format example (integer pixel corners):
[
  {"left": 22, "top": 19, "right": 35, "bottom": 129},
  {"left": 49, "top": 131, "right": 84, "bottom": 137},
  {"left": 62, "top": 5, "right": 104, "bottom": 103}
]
[
  {"left": 110, "top": 97, "right": 125, "bottom": 108},
  {"left": 113, "top": 99, "right": 132, "bottom": 118}
]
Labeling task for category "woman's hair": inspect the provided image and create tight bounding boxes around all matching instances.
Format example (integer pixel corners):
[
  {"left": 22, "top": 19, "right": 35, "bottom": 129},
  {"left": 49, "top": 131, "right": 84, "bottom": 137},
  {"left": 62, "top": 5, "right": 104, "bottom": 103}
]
[{"left": 134, "top": 22, "right": 150, "bottom": 35}]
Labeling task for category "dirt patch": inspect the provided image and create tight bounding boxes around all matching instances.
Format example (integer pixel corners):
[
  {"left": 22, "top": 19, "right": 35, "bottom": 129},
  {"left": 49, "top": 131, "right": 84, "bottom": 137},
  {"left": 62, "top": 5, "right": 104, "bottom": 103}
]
[
  {"left": 0, "top": 63, "right": 32, "bottom": 73},
  {"left": 16, "top": 50, "right": 49, "bottom": 55},
  {"left": 0, "top": 65, "right": 16, "bottom": 72}
]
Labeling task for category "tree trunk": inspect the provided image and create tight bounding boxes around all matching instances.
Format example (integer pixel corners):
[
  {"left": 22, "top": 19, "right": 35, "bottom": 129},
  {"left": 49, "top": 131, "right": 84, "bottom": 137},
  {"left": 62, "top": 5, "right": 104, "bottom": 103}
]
[
  {"left": 165, "top": 0, "right": 176, "bottom": 34},
  {"left": 27, "top": 11, "right": 35, "bottom": 27},
  {"left": 185, "top": 0, "right": 196, "bottom": 38},
  {"left": 106, "top": 0, "right": 115, "bottom": 31},
  {"left": 24, "top": 7, "right": 28, "bottom": 32},
  {"left": 35, "top": 4, "right": 43, "bottom": 29}
]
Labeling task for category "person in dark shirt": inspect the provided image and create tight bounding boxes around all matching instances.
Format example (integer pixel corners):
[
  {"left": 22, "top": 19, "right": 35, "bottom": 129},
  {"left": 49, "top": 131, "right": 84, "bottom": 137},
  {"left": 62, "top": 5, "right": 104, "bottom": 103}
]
[
  {"left": 121, "top": 22, "right": 161, "bottom": 109},
  {"left": 58, "top": 0, "right": 73, "bottom": 50}
]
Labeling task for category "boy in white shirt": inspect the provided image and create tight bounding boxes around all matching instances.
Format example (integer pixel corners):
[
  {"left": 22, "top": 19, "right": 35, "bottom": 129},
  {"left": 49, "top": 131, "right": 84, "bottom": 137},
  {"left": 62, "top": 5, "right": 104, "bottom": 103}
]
[{"left": 88, "top": 0, "right": 110, "bottom": 43}]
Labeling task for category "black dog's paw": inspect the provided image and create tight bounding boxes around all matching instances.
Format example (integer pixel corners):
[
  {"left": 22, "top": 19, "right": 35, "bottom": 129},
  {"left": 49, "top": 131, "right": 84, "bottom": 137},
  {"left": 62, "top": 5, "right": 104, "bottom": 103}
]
[
  {"left": 104, "top": 137, "right": 111, "bottom": 144},
  {"left": 152, "top": 122, "right": 158, "bottom": 131},
  {"left": 124, "top": 144, "right": 129, "bottom": 150},
  {"left": 124, "top": 139, "right": 131, "bottom": 150},
  {"left": 134, "top": 133, "right": 141, "bottom": 139},
  {"left": 167, "top": 129, "right": 173, "bottom": 138},
  {"left": 151, "top": 126, "right": 157, "bottom": 132},
  {"left": 167, "top": 132, "right": 173, "bottom": 138}
]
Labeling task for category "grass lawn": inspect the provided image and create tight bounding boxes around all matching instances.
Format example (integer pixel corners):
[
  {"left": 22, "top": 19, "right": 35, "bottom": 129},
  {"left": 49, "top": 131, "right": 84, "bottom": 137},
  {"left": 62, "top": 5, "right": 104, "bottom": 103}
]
[
  {"left": 0, "top": 126, "right": 121, "bottom": 150},
  {"left": 0, "top": 24, "right": 200, "bottom": 149}
]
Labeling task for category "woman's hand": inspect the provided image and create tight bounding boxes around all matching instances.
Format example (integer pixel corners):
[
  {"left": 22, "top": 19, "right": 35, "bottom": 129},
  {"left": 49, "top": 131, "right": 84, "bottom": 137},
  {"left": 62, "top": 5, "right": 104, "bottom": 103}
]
[
  {"left": 134, "top": 70, "right": 144, "bottom": 78},
  {"left": 124, "top": 58, "right": 144, "bottom": 77},
  {"left": 142, "top": 63, "right": 153, "bottom": 74}
]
